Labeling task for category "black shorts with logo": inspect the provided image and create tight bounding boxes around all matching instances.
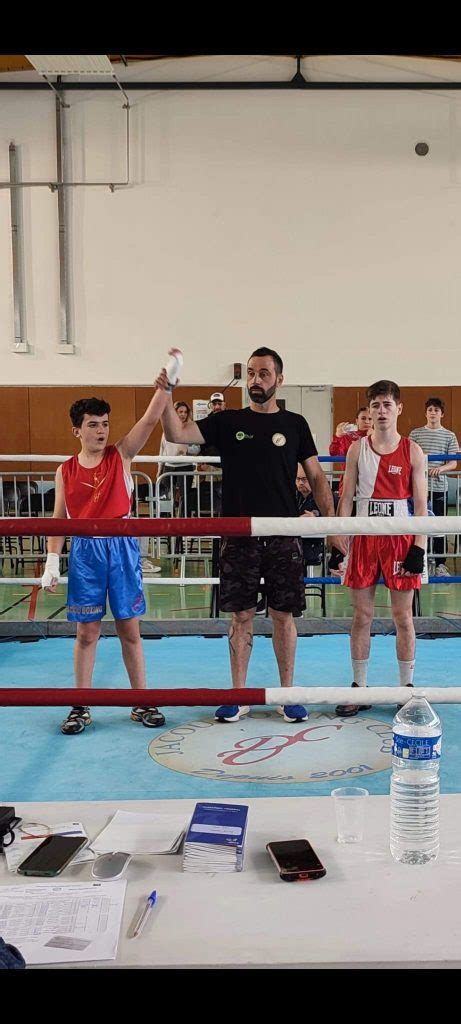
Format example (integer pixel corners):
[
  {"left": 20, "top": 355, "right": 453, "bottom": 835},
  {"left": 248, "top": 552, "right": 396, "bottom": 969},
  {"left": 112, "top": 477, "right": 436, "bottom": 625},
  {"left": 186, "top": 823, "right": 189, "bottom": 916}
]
[{"left": 219, "top": 536, "right": 306, "bottom": 616}]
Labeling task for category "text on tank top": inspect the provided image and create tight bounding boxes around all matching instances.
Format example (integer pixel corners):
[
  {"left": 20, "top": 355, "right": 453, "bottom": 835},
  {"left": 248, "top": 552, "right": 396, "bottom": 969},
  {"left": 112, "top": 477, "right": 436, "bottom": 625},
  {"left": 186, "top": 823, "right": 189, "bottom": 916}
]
[
  {"left": 355, "top": 435, "right": 412, "bottom": 517},
  {"left": 61, "top": 445, "right": 133, "bottom": 519}
]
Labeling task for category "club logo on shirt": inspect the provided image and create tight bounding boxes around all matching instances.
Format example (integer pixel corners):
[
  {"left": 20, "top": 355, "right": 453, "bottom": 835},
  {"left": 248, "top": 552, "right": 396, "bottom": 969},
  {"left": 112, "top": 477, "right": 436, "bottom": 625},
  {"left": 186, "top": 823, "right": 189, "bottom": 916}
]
[
  {"left": 368, "top": 500, "right": 395, "bottom": 516},
  {"left": 235, "top": 431, "right": 253, "bottom": 441},
  {"left": 388, "top": 465, "right": 402, "bottom": 475},
  {"left": 272, "top": 432, "right": 286, "bottom": 447},
  {"left": 81, "top": 472, "right": 108, "bottom": 503}
]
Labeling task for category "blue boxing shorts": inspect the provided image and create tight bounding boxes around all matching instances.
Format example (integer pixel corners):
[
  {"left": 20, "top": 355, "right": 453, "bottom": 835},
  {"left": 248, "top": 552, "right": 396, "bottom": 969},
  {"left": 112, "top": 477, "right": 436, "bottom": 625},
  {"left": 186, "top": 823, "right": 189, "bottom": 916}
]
[{"left": 67, "top": 536, "right": 146, "bottom": 622}]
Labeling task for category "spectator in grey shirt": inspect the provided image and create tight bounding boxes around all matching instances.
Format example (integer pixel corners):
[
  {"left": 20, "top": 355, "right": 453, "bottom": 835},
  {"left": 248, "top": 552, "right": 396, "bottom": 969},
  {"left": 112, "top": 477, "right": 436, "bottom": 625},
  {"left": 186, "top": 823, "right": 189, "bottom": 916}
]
[{"left": 409, "top": 397, "right": 459, "bottom": 576}]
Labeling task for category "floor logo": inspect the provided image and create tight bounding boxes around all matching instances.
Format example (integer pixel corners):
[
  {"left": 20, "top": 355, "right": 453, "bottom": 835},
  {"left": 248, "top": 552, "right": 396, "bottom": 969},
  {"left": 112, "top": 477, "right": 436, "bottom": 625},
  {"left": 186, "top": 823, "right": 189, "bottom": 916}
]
[{"left": 148, "top": 711, "right": 392, "bottom": 784}]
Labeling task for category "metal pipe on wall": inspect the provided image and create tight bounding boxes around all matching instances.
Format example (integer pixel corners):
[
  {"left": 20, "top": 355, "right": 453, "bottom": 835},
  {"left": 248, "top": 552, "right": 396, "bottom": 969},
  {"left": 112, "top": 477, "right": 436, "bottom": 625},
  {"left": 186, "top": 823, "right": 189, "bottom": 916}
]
[{"left": 8, "top": 143, "right": 28, "bottom": 353}]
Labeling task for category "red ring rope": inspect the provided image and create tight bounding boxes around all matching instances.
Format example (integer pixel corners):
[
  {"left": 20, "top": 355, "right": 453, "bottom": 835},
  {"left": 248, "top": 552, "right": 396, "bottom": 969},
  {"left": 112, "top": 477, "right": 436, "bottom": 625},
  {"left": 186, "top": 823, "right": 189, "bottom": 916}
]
[
  {"left": 0, "top": 517, "right": 251, "bottom": 537},
  {"left": 0, "top": 688, "right": 265, "bottom": 707}
]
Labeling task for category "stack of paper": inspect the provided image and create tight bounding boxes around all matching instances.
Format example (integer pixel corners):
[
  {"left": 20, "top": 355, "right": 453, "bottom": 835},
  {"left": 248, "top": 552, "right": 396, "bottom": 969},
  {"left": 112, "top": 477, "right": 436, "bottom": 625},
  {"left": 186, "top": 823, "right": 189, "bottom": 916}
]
[
  {"left": 0, "top": 880, "right": 126, "bottom": 964},
  {"left": 91, "top": 810, "right": 187, "bottom": 855},
  {"left": 183, "top": 802, "right": 249, "bottom": 873}
]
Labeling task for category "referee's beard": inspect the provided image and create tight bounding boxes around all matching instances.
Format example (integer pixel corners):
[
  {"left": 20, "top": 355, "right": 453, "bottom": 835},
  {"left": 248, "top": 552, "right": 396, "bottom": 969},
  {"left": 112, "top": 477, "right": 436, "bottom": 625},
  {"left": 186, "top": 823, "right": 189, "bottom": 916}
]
[{"left": 249, "top": 384, "right": 277, "bottom": 405}]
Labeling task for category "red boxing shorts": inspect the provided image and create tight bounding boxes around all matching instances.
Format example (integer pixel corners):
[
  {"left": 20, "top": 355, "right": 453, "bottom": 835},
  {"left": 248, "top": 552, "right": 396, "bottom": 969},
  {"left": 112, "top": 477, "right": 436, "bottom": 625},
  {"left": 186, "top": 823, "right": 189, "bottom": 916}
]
[{"left": 344, "top": 535, "right": 421, "bottom": 591}]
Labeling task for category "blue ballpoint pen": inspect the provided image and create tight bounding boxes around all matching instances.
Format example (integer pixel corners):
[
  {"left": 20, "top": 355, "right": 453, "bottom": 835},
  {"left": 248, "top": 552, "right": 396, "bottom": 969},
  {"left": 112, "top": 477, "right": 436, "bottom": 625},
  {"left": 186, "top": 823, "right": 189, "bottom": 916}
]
[{"left": 131, "top": 890, "right": 157, "bottom": 938}]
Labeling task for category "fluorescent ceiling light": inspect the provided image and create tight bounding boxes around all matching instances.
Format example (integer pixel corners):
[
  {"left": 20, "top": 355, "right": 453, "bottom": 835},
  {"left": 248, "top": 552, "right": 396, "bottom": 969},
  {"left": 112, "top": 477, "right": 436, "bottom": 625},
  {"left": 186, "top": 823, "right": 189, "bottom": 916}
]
[{"left": 26, "top": 54, "right": 113, "bottom": 76}]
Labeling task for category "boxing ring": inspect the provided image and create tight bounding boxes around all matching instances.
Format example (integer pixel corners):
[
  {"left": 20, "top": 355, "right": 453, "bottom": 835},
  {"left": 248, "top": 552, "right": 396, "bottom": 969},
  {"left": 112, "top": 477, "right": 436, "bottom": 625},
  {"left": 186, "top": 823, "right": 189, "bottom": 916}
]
[{"left": 2, "top": 513, "right": 461, "bottom": 802}]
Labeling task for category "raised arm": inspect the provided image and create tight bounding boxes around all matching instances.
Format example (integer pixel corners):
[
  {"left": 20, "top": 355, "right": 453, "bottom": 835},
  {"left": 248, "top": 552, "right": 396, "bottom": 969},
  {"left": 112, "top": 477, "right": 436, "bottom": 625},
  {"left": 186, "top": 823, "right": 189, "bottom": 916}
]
[
  {"left": 117, "top": 349, "right": 188, "bottom": 461},
  {"left": 155, "top": 367, "right": 205, "bottom": 445},
  {"left": 117, "top": 385, "right": 170, "bottom": 462}
]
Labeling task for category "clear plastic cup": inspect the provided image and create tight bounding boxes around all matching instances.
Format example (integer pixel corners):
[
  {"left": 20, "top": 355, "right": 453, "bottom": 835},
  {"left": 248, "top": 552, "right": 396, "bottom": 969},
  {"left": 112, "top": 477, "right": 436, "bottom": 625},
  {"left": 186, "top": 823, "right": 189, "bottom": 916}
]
[{"left": 331, "top": 786, "right": 369, "bottom": 843}]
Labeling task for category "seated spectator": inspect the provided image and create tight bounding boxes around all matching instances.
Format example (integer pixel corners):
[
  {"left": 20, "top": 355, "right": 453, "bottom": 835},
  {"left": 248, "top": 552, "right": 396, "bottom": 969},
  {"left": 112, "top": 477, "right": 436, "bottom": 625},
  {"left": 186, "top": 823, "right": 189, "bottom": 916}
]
[
  {"left": 296, "top": 465, "right": 324, "bottom": 567},
  {"left": 409, "top": 398, "right": 459, "bottom": 577}
]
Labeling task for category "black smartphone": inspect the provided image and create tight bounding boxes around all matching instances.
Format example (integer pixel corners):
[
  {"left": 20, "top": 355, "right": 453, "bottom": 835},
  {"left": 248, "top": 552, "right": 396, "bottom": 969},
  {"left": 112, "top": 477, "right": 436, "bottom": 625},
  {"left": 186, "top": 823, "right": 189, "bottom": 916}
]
[
  {"left": 17, "top": 835, "right": 88, "bottom": 876},
  {"left": 266, "top": 839, "right": 326, "bottom": 882}
]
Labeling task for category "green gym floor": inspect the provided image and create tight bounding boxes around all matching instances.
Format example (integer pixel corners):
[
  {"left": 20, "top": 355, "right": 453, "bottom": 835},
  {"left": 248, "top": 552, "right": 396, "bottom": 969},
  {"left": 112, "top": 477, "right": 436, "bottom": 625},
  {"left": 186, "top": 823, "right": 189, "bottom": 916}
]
[{"left": 1, "top": 556, "right": 461, "bottom": 622}]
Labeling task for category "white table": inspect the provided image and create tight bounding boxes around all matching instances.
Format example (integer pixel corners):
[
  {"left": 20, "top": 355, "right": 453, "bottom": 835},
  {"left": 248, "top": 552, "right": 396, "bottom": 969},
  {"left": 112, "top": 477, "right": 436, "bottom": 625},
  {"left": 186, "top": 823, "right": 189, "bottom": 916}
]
[{"left": 4, "top": 796, "right": 461, "bottom": 970}]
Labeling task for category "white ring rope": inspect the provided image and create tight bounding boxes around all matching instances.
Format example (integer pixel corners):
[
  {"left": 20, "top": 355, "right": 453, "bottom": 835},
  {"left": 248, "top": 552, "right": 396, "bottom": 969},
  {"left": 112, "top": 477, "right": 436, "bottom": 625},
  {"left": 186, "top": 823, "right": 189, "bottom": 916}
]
[
  {"left": 0, "top": 577, "right": 220, "bottom": 586},
  {"left": 265, "top": 687, "right": 461, "bottom": 705},
  {"left": 252, "top": 515, "right": 461, "bottom": 537}
]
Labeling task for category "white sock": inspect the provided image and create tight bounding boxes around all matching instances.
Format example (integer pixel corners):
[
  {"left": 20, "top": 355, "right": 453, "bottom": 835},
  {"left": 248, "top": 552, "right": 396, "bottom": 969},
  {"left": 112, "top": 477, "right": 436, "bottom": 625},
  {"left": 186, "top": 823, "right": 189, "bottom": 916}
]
[
  {"left": 398, "top": 660, "right": 415, "bottom": 686},
  {"left": 352, "top": 659, "right": 369, "bottom": 687}
]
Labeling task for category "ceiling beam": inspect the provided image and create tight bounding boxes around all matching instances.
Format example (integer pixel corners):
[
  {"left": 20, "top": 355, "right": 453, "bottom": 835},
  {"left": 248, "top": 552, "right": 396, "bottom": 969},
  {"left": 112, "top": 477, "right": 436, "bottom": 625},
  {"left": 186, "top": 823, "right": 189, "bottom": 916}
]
[{"left": 0, "top": 79, "right": 461, "bottom": 91}]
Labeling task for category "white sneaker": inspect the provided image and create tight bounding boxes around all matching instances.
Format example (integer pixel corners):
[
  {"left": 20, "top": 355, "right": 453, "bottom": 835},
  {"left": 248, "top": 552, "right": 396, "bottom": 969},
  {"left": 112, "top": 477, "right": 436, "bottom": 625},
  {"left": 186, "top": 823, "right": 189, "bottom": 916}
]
[
  {"left": 434, "top": 564, "right": 450, "bottom": 578},
  {"left": 141, "top": 558, "right": 161, "bottom": 574}
]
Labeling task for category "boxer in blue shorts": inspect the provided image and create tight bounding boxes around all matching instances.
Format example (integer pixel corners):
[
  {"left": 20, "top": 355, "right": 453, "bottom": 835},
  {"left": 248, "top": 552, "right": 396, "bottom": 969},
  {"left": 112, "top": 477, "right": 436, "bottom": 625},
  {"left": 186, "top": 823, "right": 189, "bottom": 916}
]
[{"left": 42, "top": 352, "right": 181, "bottom": 735}]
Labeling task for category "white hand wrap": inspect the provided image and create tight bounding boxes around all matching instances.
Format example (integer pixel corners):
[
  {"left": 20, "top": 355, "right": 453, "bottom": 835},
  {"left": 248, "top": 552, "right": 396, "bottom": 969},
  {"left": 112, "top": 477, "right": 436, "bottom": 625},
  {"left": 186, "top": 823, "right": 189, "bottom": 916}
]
[
  {"left": 41, "top": 553, "right": 60, "bottom": 589},
  {"left": 165, "top": 349, "right": 183, "bottom": 387}
]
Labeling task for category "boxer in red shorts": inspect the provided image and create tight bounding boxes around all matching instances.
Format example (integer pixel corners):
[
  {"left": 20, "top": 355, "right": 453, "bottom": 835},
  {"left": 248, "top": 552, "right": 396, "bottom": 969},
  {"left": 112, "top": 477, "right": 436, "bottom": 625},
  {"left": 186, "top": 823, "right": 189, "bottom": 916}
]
[{"left": 335, "top": 380, "right": 427, "bottom": 716}]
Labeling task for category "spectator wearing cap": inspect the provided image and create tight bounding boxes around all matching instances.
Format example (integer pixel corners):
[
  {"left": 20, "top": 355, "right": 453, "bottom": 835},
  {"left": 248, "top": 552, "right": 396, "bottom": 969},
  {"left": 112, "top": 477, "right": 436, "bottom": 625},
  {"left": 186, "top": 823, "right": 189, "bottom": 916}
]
[
  {"left": 209, "top": 392, "right": 226, "bottom": 413},
  {"left": 197, "top": 392, "right": 226, "bottom": 512}
]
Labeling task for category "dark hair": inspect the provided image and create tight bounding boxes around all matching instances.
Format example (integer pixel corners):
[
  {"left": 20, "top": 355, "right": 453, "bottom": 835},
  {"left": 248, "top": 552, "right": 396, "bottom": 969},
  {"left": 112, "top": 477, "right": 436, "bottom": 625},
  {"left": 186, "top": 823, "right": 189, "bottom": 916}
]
[
  {"left": 425, "top": 396, "right": 445, "bottom": 413},
  {"left": 69, "top": 397, "right": 111, "bottom": 428},
  {"left": 367, "top": 380, "right": 401, "bottom": 403},
  {"left": 249, "top": 347, "right": 283, "bottom": 375},
  {"left": 356, "top": 405, "right": 369, "bottom": 417}
]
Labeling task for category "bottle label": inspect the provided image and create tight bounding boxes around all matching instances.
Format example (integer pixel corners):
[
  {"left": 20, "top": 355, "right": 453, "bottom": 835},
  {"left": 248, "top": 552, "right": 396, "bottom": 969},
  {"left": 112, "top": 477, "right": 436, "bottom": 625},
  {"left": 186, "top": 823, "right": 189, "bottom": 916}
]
[{"left": 392, "top": 733, "right": 442, "bottom": 760}]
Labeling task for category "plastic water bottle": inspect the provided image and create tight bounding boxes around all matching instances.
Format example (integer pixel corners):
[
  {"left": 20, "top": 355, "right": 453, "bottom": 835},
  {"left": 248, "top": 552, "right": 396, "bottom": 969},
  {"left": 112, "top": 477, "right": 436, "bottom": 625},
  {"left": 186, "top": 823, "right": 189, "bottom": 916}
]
[{"left": 390, "top": 694, "right": 441, "bottom": 865}]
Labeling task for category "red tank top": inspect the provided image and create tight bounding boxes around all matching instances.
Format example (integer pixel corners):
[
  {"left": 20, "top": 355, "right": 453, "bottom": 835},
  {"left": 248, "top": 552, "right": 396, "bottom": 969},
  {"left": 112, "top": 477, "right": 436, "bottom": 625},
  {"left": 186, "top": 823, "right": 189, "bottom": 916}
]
[
  {"left": 61, "top": 445, "right": 132, "bottom": 519},
  {"left": 356, "top": 436, "right": 413, "bottom": 517}
]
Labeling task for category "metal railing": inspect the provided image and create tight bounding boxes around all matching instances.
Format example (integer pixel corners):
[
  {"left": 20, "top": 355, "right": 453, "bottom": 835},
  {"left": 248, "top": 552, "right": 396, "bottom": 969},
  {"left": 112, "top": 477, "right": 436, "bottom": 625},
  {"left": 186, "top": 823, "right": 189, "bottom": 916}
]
[{"left": 1, "top": 454, "right": 460, "bottom": 575}]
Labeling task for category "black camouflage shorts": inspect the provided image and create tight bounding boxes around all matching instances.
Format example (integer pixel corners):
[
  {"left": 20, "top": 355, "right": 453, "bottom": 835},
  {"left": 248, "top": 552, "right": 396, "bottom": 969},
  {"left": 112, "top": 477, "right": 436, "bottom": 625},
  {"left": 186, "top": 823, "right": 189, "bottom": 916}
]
[{"left": 219, "top": 536, "right": 306, "bottom": 616}]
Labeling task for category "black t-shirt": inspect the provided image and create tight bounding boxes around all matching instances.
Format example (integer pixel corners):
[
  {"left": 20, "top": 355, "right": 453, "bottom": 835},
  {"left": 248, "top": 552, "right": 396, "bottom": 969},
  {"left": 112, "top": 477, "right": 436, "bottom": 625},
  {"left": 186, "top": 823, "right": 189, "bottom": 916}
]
[{"left": 198, "top": 407, "right": 317, "bottom": 516}]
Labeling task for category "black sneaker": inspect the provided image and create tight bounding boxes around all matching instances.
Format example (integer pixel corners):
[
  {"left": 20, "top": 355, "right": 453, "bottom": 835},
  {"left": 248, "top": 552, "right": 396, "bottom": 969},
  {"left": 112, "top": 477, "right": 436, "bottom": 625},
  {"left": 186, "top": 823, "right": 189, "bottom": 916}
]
[
  {"left": 131, "top": 706, "right": 165, "bottom": 728},
  {"left": 61, "top": 706, "right": 92, "bottom": 735},
  {"left": 335, "top": 683, "right": 372, "bottom": 718}
]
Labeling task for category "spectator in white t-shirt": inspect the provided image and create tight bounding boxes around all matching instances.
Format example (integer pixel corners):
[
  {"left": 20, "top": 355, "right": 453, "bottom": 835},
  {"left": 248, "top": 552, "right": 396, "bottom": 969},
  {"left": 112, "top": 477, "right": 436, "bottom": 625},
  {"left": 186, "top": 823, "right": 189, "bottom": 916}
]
[{"left": 409, "top": 398, "right": 459, "bottom": 577}]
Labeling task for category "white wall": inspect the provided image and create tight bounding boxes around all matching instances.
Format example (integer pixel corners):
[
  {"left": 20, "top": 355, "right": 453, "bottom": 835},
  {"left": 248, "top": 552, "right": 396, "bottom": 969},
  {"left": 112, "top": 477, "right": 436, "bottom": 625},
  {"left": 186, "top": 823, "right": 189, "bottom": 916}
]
[{"left": 1, "top": 55, "right": 461, "bottom": 386}]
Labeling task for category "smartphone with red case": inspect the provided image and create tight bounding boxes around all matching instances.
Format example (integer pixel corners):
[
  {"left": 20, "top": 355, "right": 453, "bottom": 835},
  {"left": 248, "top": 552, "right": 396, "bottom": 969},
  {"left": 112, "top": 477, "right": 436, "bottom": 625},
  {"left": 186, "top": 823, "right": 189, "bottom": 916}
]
[{"left": 266, "top": 839, "right": 326, "bottom": 881}]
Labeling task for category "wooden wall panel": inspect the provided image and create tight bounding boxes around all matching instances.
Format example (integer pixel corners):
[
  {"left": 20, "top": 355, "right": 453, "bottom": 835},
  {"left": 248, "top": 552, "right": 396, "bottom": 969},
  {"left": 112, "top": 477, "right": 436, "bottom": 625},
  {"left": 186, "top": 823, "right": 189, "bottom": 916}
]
[
  {"left": 449, "top": 391, "right": 461, "bottom": 444},
  {"left": 28, "top": 387, "right": 137, "bottom": 473},
  {"left": 0, "top": 386, "right": 244, "bottom": 481},
  {"left": 0, "top": 388, "right": 30, "bottom": 473}
]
